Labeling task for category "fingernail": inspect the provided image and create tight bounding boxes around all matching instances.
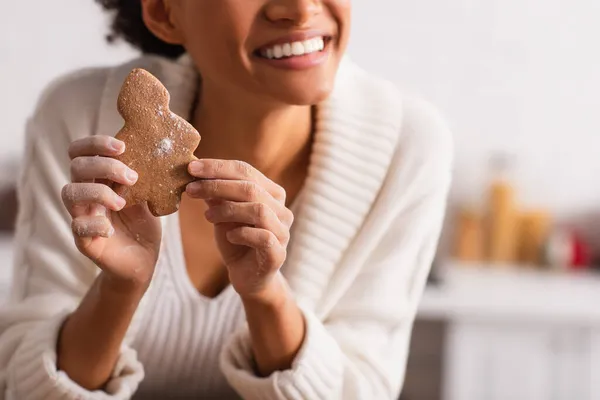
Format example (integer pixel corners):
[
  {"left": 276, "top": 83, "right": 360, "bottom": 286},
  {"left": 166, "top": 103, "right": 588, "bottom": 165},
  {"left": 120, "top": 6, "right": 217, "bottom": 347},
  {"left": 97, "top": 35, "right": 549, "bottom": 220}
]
[
  {"left": 111, "top": 140, "right": 125, "bottom": 153},
  {"left": 186, "top": 182, "right": 199, "bottom": 195},
  {"left": 126, "top": 169, "right": 138, "bottom": 183},
  {"left": 116, "top": 196, "right": 126, "bottom": 210},
  {"left": 189, "top": 161, "right": 204, "bottom": 175}
]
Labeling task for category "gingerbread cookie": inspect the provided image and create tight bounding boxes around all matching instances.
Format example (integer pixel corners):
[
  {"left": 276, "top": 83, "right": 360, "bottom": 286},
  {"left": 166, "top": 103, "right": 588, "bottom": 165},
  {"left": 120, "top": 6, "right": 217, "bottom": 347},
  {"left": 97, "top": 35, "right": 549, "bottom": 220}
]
[{"left": 113, "top": 68, "right": 201, "bottom": 217}]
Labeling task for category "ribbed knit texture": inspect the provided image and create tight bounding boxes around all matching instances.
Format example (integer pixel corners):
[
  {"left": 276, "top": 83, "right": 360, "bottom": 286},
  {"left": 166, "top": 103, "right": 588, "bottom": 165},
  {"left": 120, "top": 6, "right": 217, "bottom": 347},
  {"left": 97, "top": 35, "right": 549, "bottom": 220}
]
[
  {"left": 125, "top": 215, "right": 244, "bottom": 399},
  {"left": 0, "top": 54, "right": 453, "bottom": 400}
]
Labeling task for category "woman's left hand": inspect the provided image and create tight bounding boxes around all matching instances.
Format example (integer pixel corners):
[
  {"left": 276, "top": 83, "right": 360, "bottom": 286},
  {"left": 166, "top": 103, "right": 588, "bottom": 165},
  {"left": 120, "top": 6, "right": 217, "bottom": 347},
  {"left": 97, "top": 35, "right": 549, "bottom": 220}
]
[{"left": 186, "top": 159, "right": 294, "bottom": 301}]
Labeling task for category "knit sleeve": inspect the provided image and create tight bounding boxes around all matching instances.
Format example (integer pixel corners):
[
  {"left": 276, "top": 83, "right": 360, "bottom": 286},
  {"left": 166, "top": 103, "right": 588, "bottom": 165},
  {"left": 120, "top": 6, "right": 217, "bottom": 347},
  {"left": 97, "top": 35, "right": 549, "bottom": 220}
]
[
  {"left": 0, "top": 73, "right": 144, "bottom": 400},
  {"left": 220, "top": 97, "right": 453, "bottom": 399}
]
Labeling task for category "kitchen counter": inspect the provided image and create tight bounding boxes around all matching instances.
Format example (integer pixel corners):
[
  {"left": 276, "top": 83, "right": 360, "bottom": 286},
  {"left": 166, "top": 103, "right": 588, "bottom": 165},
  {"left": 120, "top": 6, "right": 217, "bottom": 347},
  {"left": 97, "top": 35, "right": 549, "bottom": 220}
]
[
  {"left": 418, "top": 263, "right": 600, "bottom": 400},
  {"left": 418, "top": 263, "right": 600, "bottom": 325}
]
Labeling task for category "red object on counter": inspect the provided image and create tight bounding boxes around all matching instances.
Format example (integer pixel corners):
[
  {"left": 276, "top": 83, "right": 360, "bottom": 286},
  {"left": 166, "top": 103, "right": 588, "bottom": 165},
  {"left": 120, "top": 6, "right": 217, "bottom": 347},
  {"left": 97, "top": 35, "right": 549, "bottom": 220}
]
[
  {"left": 545, "top": 229, "right": 590, "bottom": 270},
  {"left": 571, "top": 232, "right": 590, "bottom": 269}
]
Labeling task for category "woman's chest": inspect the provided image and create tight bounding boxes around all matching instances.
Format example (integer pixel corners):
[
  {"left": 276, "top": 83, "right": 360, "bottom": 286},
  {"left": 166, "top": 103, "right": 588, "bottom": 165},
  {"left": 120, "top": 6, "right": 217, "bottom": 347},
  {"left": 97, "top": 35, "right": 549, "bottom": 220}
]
[
  {"left": 131, "top": 267, "right": 246, "bottom": 398},
  {"left": 128, "top": 218, "right": 247, "bottom": 398},
  {"left": 178, "top": 195, "right": 232, "bottom": 298}
]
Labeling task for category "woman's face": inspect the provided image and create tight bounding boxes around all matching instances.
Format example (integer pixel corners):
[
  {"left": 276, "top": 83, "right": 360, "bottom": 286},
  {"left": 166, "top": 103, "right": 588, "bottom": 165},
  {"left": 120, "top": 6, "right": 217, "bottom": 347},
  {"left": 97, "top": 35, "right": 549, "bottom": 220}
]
[{"left": 153, "top": 0, "right": 351, "bottom": 106}]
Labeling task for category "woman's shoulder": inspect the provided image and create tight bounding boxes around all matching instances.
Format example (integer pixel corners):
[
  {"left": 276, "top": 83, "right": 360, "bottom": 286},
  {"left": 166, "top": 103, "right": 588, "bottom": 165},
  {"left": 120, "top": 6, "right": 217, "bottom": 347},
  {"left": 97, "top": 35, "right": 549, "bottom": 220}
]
[
  {"left": 398, "top": 93, "right": 454, "bottom": 167},
  {"left": 31, "top": 66, "right": 111, "bottom": 130},
  {"left": 30, "top": 56, "right": 174, "bottom": 141},
  {"left": 343, "top": 60, "right": 450, "bottom": 139},
  {"left": 336, "top": 59, "right": 453, "bottom": 173}
]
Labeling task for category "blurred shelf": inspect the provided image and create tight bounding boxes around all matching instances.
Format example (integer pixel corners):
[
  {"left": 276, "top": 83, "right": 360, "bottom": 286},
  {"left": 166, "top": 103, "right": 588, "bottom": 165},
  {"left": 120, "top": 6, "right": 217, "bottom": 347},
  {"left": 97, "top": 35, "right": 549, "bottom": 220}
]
[{"left": 418, "top": 262, "right": 600, "bottom": 325}]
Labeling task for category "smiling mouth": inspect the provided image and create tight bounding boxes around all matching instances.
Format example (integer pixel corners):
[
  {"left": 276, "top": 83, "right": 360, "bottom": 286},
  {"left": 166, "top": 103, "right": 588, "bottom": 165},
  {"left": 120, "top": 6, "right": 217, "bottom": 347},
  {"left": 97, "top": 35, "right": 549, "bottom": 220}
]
[{"left": 255, "top": 36, "right": 332, "bottom": 60}]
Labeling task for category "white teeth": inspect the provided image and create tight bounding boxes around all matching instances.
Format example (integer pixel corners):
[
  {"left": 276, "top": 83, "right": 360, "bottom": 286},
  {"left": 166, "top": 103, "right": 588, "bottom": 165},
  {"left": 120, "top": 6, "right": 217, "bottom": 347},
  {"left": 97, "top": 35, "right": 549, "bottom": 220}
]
[
  {"left": 291, "top": 42, "right": 304, "bottom": 56},
  {"left": 282, "top": 43, "right": 292, "bottom": 57},
  {"left": 261, "top": 36, "right": 326, "bottom": 59},
  {"left": 304, "top": 39, "right": 315, "bottom": 52}
]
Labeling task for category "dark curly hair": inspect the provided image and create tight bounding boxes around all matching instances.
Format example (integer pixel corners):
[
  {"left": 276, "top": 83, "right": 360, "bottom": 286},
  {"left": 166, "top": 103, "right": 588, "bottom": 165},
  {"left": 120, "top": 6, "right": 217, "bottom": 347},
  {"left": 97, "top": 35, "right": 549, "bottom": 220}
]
[{"left": 96, "top": 0, "right": 185, "bottom": 59}]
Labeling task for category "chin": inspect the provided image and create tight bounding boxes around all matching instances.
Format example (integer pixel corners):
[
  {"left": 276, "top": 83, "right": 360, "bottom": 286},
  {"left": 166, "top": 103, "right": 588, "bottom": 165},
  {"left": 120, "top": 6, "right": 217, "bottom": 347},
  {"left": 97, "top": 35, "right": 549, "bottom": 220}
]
[
  {"left": 269, "top": 80, "right": 335, "bottom": 106},
  {"left": 254, "top": 63, "right": 340, "bottom": 106}
]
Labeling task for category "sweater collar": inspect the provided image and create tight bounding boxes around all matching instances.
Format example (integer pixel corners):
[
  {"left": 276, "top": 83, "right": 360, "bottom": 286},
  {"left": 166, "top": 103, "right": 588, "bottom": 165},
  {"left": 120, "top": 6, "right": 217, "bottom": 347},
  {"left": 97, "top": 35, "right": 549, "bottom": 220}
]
[{"left": 97, "top": 54, "right": 403, "bottom": 308}]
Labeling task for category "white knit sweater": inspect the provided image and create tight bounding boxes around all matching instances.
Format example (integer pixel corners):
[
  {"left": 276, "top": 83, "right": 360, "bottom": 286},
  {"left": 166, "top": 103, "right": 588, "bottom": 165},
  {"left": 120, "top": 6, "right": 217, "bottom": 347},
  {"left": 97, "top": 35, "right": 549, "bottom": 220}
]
[{"left": 0, "top": 55, "right": 452, "bottom": 400}]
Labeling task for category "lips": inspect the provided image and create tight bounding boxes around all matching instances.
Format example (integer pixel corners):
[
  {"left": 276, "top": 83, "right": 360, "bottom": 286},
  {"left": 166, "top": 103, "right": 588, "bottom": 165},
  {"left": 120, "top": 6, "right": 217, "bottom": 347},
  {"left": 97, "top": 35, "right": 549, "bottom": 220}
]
[
  {"left": 254, "top": 31, "right": 333, "bottom": 60},
  {"left": 259, "top": 36, "right": 326, "bottom": 59}
]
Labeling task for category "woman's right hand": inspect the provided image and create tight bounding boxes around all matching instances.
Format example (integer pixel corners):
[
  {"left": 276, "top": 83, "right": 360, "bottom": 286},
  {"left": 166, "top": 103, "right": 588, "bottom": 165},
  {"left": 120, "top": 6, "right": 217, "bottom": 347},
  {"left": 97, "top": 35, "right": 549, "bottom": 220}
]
[{"left": 62, "top": 135, "right": 162, "bottom": 288}]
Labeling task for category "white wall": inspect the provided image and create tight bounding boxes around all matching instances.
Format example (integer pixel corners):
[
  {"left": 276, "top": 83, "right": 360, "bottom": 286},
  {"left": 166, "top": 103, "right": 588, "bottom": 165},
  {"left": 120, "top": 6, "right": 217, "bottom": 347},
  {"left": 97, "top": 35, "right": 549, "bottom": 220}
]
[
  {"left": 0, "top": 1, "right": 135, "bottom": 160},
  {"left": 3, "top": 1, "right": 600, "bottom": 218},
  {"left": 350, "top": 0, "right": 600, "bottom": 218}
]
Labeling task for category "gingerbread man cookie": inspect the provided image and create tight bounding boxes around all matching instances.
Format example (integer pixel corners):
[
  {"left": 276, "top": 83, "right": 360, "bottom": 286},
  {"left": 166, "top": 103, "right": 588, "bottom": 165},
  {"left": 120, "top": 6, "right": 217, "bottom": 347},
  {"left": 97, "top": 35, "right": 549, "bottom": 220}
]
[{"left": 113, "top": 68, "right": 201, "bottom": 217}]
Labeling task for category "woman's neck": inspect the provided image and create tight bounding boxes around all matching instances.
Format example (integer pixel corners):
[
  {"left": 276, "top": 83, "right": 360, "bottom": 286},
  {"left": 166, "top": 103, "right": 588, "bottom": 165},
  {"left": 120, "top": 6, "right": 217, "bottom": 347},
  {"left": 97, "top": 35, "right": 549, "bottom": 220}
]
[{"left": 191, "top": 82, "right": 314, "bottom": 181}]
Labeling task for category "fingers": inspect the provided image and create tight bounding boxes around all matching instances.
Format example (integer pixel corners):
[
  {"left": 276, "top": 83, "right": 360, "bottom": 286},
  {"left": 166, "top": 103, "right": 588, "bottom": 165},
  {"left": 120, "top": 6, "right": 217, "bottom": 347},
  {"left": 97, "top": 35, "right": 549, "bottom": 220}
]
[
  {"left": 69, "top": 136, "right": 137, "bottom": 185},
  {"left": 188, "top": 160, "right": 286, "bottom": 203},
  {"left": 62, "top": 183, "right": 126, "bottom": 217},
  {"left": 189, "top": 179, "right": 293, "bottom": 225},
  {"left": 72, "top": 215, "right": 114, "bottom": 239},
  {"left": 187, "top": 179, "right": 283, "bottom": 211},
  {"left": 70, "top": 156, "right": 138, "bottom": 185},
  {"left": 226, "top": 227, "right": 287, "bottom": 269},
  {"left": 69, "top": 136, "right": 125, "bottom": 159},
  {"left": 187, "top": 179, "right": 265, "bottom": 202},
  {"left": 205, "top": 202, "right": 291, "bottom": 244}
]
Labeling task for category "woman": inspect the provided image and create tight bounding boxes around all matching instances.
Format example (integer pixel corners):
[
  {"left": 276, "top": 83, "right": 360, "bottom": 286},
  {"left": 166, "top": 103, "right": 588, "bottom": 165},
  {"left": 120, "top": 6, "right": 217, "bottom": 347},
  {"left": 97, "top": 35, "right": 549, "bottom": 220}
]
[{"left": 0, "top": 0, "right": 452, "bottom": 399}]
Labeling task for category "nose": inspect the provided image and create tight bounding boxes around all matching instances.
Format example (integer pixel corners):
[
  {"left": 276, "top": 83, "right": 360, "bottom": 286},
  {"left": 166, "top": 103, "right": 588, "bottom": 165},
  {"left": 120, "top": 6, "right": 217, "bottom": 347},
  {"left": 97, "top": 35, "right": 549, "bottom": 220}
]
[{"left": 264, "top": 0, "right": 323, "bottom": 26}]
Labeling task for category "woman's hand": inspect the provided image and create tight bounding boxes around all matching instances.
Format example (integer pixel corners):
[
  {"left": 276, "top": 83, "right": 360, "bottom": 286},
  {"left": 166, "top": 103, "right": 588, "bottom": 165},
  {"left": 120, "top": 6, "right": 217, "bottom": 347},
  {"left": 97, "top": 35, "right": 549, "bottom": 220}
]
[
  {"left": 61, "top": 136, "right": 162, "bottom": 288},
  {"left": 186, "top": 159, "right": 294, "bottom": 301}
]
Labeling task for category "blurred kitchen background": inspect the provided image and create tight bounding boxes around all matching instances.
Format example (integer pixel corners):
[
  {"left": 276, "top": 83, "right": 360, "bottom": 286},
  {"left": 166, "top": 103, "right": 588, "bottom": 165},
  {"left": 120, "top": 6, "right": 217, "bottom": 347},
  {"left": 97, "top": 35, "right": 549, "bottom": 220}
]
[{"left": 2, "top": 1, "right": 600, "bottom": 400}]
